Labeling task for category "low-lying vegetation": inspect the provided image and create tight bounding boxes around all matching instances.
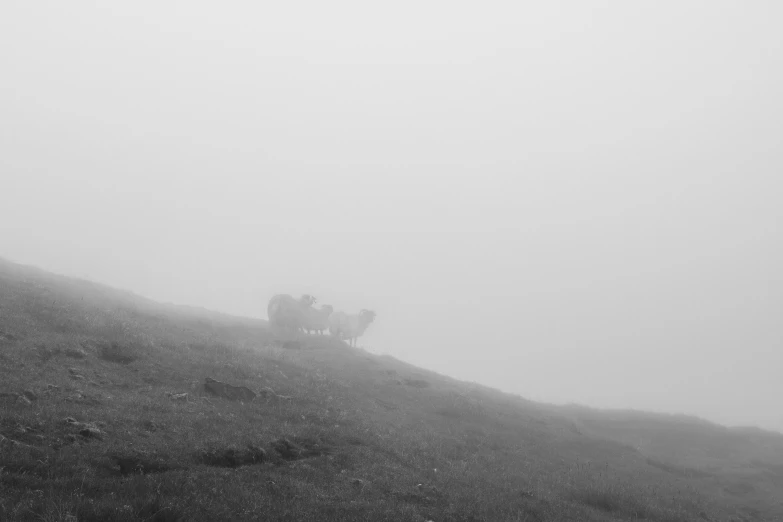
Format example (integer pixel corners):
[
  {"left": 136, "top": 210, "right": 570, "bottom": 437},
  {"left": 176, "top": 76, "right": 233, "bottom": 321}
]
[
  {"left": 1, "top": 257, "right": 781, "bottom": 521},
  {"left": 96, "top": 342, "right": 140, "bottom": 365},
  {"left": 198, "top": 443, "right": 268, "bottom": 468}
]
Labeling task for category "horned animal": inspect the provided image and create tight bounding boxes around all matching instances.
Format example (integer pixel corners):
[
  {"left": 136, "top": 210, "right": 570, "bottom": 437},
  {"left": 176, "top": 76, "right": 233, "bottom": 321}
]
[
  {"left": 267, "top": 294, "right": 317, "bottom": 335},
  {"left": 329, "top": 309, "right": 377, "bottom": 347}
]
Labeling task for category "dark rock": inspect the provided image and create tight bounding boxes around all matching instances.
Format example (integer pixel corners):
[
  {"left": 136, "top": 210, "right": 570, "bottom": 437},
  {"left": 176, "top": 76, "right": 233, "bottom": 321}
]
[
  {"left": 199, "top": 444, "right": 267, "bottom": 468},
  {"left": 97, "top": 342, "right": 138, "bottom": 364},
  {"left": 270, "top": 437, "right": 331, "bottom": 461},
  {"left": 204, "top": 377, "right": 256, "bottom": 402},
  {"left": 271, "top": 438, "right": 302, "bottom": 460},
  {"left": 23, "top": 389, "right": 37, "bottom": 401},
  {"left": 79, "top": 427, "right": 103, "bottom": 439}
]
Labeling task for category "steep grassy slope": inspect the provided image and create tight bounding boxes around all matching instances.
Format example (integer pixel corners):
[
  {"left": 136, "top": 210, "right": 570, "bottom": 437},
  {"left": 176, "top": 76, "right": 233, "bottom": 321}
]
[
  {"left": 0, "top": 258, "right": 777, "bottom": 521},
  {"left": 556, "top": 405, "right": 783, "bottom": 520}
]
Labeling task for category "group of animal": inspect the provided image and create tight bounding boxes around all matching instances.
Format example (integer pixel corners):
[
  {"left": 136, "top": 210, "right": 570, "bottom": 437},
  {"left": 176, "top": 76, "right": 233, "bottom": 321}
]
[{"left": 267, "top": 294, "right": 376, "bottom": 347}]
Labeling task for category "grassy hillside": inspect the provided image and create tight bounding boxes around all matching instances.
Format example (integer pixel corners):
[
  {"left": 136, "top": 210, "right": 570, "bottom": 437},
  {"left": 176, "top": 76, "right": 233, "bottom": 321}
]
[
  {"left": 0, "top": 258, "right": 779, "bottom": 521},
  {"left": 555, "top": 405, "right": 783, "bottom": 520}
]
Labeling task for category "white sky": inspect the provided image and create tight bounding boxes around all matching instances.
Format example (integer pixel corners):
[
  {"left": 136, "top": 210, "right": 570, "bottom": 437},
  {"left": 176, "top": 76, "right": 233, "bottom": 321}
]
[{"left": 2, "top": 1, "right": 782, "bottom": 432}]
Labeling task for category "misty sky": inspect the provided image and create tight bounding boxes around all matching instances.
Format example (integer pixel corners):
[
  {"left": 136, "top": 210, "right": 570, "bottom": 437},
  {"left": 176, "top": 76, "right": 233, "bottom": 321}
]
[{"left": 2, "top": 2, "right": 782, "bottom": 432}]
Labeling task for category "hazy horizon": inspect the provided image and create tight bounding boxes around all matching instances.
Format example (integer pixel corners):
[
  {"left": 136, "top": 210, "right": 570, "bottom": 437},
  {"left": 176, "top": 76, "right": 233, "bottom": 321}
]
[{"left": 2, "top": 2, "right": 782, "bottom": 434}]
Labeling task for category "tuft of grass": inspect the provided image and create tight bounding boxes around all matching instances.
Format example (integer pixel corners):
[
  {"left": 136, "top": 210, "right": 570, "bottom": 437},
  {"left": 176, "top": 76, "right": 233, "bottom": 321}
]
[
  {"left": 571, "top": 485, "right": 623, "bottom": 513},
  {"left": 35, "top": 342, "right": 62, "bottom": 363},
  {"left": 198, "top": 444, "right": 267, "bottom": 468},
  {"left": 108, "top": 452, "right": 177, "bottom": 475},
  {"left": 97, "top": 341, "right": 139, "bottom": 364},
  {"left": 561, "top": 461, "right": 711, "bottom": 521}
]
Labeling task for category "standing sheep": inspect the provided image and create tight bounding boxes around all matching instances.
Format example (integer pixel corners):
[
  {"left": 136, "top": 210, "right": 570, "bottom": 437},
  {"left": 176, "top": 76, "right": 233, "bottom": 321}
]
[
  {"left": 301, "top": 304, "right": 334, "bottom": 335},
  {"left": 267, "top": 294, "right": 317, "bottom": 335},
  {"left": 329, "top": 309, "right": 377, "bottom": 347}
]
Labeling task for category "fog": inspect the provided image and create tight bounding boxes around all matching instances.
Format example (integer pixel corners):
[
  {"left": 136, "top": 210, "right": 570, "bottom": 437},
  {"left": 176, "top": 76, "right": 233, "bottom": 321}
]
[{"left": 2, "top": 2, "right": 781, "bottom": 432}]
